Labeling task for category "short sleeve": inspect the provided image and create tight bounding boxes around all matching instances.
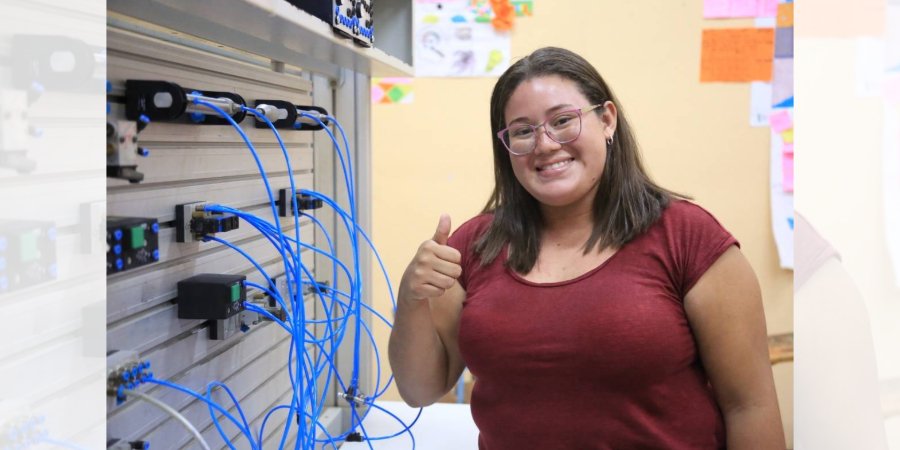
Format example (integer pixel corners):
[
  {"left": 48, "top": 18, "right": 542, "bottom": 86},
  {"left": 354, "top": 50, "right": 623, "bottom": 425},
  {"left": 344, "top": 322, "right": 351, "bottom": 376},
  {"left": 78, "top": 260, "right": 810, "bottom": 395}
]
[
  {"left": 664, "top": 201, "right": 740, "bottom": 297},
  {"left": 446, "top": 214, "right": 493, "bottom": 291}
]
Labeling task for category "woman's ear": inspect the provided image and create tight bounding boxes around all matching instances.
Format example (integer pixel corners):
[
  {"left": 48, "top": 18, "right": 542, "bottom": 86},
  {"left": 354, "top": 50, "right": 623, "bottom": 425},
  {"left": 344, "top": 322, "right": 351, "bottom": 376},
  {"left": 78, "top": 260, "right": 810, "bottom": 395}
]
[{"left": 601, "top": 101, "right": 618, "bottom": 140}]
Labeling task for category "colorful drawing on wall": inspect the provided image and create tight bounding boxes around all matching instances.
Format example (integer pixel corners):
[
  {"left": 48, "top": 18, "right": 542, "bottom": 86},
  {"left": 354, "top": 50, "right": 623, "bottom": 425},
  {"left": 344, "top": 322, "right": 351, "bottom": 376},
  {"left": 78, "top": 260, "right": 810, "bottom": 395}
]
[
  {"left": 511, "top": 0, "right": 533, "bottom": 17},
  {"left": 700, "top": 28, "right": 775, "bottom": 82},
  {"left": 704, "top": 0, "right": 777, "bottom": 19},
  {"left": 372, "top": 78, "right": 414, "bottom": 104},
  {"left": 414, "top": 0, "right": 512, "bottom": 77}
]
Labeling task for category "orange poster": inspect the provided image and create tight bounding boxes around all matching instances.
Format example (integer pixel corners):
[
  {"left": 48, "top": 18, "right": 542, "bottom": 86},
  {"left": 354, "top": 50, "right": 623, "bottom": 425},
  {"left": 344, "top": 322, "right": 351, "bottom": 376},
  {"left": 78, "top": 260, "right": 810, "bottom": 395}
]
[{"left": 700, "top": 28, "right": 775, "bottom": 83}]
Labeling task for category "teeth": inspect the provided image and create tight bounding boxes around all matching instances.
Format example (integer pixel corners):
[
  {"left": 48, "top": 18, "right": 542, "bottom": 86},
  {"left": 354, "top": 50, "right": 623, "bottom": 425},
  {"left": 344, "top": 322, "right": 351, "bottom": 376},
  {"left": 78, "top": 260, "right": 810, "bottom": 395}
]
[{"left": 540, "top": 160, "right": 571, "bottom": 171}]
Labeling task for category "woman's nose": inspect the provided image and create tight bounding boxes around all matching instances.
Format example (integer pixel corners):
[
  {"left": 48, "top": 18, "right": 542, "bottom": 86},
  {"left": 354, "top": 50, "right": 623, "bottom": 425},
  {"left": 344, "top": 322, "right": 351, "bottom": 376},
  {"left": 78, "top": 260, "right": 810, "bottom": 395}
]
[{"left": 533, "top": 127, "right": 562, "bottom": 155}]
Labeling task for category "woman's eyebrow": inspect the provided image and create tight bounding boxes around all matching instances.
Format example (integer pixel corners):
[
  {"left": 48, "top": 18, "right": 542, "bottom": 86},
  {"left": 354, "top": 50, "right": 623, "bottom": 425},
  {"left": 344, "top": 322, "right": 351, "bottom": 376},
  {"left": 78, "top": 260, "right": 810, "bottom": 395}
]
[{"left": 507, "top": 104, "right": 576, "bottom": 124}]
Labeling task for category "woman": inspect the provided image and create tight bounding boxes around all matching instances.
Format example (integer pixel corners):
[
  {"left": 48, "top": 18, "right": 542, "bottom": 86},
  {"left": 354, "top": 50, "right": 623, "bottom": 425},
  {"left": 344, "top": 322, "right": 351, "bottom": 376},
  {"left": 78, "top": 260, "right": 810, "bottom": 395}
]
[{"left": 388, "top": 47, "right": 783, "bottom": 449}]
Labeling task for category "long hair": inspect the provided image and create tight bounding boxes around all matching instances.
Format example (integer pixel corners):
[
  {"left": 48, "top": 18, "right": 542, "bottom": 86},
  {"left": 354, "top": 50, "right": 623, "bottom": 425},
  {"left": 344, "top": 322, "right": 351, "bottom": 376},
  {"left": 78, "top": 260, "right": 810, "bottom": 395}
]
[{"left": 474, "top": 47, "right": 683, "bottom": 273}]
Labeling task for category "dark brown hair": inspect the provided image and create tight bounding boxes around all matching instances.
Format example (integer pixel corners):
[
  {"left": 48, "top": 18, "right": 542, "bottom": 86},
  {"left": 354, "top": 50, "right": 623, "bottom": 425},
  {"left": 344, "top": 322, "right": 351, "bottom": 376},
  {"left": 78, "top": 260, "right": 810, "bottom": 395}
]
[{"left": 474, "top": 47, "right": 683, "bottom": 273}]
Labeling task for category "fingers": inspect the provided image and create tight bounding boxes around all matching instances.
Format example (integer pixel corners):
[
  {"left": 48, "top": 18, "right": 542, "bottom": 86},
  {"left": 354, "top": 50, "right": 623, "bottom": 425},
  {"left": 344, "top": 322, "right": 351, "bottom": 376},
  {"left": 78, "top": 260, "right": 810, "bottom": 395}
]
[
  {"left": 400, "top": 214, "right": 462, "bottom": 302},
  {"left": 432, "top": 214, "right": 451, "bottom": 245},
  {"left": 422, "top": 240, "right": 462, "bottom": 264}
]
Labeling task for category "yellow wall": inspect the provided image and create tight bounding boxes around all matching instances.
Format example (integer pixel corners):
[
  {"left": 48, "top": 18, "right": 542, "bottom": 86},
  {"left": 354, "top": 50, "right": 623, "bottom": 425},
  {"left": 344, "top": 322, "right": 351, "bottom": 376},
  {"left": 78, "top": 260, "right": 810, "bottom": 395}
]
[{"left": 371, "top": 1, "right": 793, "bottom": 445}]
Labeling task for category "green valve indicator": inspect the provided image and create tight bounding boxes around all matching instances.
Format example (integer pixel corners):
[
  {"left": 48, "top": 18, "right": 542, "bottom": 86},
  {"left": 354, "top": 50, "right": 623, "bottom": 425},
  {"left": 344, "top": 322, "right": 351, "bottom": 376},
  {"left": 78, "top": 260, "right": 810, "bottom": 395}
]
[
  {"left": 130, "top": 226, "right": 146, "bottom": 249},
  {"left": 230, "top": 282, "right": 240, "bottom": 302},
  {"left": 20, "top": 230, "right": 40, "bottom": 263}
]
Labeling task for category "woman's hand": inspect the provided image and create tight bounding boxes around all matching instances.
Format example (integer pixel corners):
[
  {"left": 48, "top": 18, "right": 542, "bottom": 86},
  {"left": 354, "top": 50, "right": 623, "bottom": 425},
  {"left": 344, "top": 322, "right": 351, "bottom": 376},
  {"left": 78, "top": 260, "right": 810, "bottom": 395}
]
[{"left": 399, "top": 214, "right": 463, "bottom": 303}]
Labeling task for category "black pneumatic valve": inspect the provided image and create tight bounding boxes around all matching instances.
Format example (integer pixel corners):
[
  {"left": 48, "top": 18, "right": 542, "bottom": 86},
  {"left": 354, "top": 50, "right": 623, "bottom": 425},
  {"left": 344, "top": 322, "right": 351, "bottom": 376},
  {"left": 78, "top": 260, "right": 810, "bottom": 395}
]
[
  {"left": 296, "top": 194, "right": 323, "bottom": 211},
  {"left": 190, "top": 213, "right": 239, "bottom": 236}
]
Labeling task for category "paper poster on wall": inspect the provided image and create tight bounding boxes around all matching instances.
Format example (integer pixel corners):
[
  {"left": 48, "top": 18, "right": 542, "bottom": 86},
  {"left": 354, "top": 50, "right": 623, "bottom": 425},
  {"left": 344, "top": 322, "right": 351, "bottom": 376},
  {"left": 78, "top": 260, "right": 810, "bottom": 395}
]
[
  {"left": 414, "top": 0, "right": 512, "bottom": 77},
  {"left": 769, "top": 107, "right": 794, "bottom": 269},
  {"left": 704, "top": 0, "right": 777, "bottom": 19},
  {"left": 770, "top": 109, "right": 794, "bottom": 193},
  {"left": 771, "top": 58, "right": 793, "bottom": 107},
  {"left": 700, "top": 28, "right": 774, "bottom": 82},
  {"left": 855, "top": 37, "right": 886, "bottom": 98},
  {"left": 776, "top": 2, "right": 793, "bottom": 27},
  {"left": 750, "top": 82, "right": 773, "bottom": 126},
  {"left": 511, "top": 0, "right": 533, "bottom": 16},
  {"left": 372, "top": 78, "right": 414, "bottom": 104}
]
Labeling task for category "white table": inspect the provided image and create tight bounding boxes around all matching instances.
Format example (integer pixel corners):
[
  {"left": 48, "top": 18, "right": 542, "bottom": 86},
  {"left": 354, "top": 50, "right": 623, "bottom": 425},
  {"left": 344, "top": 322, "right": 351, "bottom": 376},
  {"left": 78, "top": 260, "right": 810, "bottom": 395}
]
[{"left": 339, "top": 401, "right": 479, "bottom": 449}]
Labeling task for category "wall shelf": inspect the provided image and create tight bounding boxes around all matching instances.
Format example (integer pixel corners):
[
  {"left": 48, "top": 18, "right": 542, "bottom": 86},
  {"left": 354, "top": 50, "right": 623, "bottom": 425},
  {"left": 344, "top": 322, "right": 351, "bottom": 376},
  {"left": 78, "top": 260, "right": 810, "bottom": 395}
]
[{"left": 107, "top": 0, "right": 413, "bottom": 78}]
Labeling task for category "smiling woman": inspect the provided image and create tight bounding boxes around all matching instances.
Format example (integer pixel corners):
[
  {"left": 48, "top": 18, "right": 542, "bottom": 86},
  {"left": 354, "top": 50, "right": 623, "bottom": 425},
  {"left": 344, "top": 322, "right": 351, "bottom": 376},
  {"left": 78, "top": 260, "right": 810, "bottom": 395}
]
[{"left": 388, "top": 47, "right": 785, "bottom": 450}]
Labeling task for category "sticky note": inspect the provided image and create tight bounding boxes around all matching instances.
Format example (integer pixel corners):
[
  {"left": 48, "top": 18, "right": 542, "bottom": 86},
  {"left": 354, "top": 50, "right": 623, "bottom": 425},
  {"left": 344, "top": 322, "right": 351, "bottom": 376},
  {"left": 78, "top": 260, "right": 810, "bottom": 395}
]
[
  {"left": 705, "top": 0, "right": 756, "bottom": 18},
  {"left": 774, "top": 27, "right": 793, "bottom": 58},
  {"left": 769, "top": 110, "right": 793, "bottom": 133},
  {"left": 782, "top": 143, "right": 794, "bottom": 155},
  {"left": 757, "top": 0, "right": 777, "bottom": 18},
  {"left": 781, "top": 129, "right": 794, "bottom": 144},
  {"left": 700, "top": 28, "right": 775, "bottom": 82},
  {"left": 777, "top": 3, "right": 793, "bottom": 27},
  {"left": 704, "top": 0, "right": 777, "bottom": 18}
]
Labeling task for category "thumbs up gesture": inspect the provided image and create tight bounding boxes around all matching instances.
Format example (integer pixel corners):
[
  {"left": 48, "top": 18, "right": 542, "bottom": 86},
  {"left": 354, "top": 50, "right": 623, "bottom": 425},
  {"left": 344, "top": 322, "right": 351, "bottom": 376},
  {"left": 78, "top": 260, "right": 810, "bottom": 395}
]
[{"left": 399, "top": 214, "right": 463, "bottom": 302}]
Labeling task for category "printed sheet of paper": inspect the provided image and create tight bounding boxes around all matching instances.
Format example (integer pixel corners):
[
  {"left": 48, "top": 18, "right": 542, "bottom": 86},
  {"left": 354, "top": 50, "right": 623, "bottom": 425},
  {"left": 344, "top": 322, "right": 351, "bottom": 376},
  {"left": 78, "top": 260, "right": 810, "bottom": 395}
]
[
  {"left": 856, "top": 37, "right": 885, "bottom": 98},
  {"left": 414, "top": 0, "right": 512, "bottom": 78},
  {"left": 750, "top": 82, "right": 773, "bottom": 127},
  {"left": 700, "top": 28, "right": 774, "bottom": 82}
]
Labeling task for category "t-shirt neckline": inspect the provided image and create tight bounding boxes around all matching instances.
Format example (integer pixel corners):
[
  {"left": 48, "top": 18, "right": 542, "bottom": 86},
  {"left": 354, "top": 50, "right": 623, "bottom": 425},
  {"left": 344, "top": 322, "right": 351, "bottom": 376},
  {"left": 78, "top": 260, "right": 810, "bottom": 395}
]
[{"left": 503, "top": 244, "right": 624, "bottom": 288}]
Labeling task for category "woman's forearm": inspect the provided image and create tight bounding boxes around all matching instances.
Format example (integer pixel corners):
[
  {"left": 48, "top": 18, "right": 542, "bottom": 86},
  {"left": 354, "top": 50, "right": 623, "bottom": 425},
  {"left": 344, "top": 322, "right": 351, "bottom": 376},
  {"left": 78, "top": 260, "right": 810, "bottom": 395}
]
[
  {"left": 388, "top": 295, "right": 451, "bottom": 407},
  {"left": 723, "top": 403, "right": 785, "bottom": 450}
]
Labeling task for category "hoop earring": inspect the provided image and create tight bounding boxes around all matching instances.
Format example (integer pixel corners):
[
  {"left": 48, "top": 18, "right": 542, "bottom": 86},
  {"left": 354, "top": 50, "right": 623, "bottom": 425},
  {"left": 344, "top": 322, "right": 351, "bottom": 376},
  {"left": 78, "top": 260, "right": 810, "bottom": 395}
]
[{"left": 606, "top": 136, "right": 614, "bottom": 146}]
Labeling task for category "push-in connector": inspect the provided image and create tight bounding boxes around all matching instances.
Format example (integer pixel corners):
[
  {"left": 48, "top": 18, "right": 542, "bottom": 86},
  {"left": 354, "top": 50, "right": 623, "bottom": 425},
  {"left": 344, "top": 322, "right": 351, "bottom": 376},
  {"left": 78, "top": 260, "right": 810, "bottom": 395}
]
[
  {"left": 278, "top": 188, "right": 324, "bottom": 217},
  {"left": 339, "top": 387, "right": 368, "bottom": 408},
  {"left": 175, "top": 202, "right": 240, "bottom": 243}
]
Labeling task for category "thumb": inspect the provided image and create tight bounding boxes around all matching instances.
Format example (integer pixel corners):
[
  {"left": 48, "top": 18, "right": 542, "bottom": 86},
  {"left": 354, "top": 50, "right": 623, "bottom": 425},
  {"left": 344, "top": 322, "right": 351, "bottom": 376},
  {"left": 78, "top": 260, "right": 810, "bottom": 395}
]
[{"left": 432, "top": 214, "right": 451, "bottom": 245}]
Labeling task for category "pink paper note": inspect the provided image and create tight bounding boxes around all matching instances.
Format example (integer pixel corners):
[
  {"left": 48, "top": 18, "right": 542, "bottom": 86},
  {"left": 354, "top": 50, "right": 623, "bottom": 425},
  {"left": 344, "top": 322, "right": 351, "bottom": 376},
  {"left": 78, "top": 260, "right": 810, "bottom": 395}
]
[
  {"left": 756, "top": 0, "right": 777, "bottom": 17},
  {"left": 783, "top": 153, "right": 794, "bottom": 192},
  {"left": 704, "top": 0, "right": 757, "bottom": 19},
  {"left": 782, "top": 143, "right": 794, "bottom": 155},
  {"left": 769, "top": 110, "right": 793, "bottom": 132}
]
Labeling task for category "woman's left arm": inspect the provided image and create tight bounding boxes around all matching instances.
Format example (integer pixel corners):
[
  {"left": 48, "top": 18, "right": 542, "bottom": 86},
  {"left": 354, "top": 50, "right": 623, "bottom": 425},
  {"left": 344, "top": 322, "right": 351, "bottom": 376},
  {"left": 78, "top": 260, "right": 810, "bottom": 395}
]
[{"left": 684, "top": 246, "right": 785, "bottom": 450}]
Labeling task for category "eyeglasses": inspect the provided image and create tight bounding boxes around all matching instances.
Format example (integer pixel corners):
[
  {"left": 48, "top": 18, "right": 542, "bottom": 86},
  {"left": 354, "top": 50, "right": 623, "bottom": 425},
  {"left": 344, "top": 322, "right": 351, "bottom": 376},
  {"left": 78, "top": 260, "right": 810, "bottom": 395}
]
[{"left": 497, "top": 104, "right": 605, "bottom": 156}]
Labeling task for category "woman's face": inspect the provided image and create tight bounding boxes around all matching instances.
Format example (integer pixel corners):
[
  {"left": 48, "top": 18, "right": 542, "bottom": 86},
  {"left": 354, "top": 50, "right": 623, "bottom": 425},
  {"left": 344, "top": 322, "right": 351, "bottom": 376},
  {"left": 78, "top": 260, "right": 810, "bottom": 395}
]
[{"left": 502, "top": 75, "right": 616, "bottom": 211}]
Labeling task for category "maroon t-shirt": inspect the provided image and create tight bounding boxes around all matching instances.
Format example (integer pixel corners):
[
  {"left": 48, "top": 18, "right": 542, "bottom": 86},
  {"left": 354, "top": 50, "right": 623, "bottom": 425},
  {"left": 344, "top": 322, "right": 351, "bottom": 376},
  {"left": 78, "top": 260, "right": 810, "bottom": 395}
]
[{"left": 447, "top": 200, "right": 738, "bottom": 450}]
